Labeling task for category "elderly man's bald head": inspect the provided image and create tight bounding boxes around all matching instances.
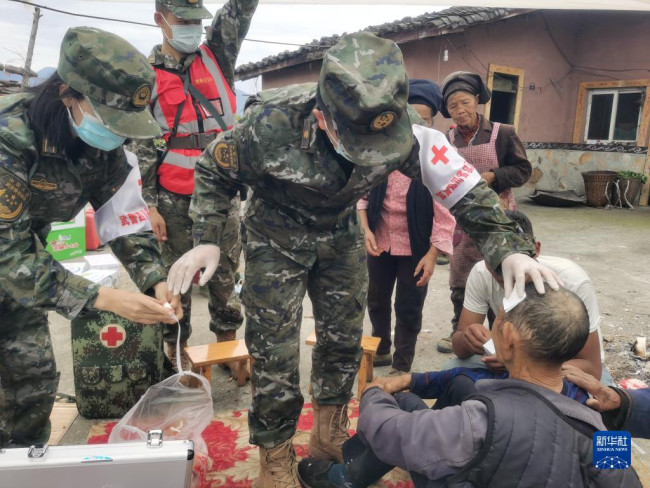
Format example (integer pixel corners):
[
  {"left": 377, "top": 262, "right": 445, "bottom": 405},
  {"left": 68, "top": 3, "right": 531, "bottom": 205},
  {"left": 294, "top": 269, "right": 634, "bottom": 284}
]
[{"left": 503, "top": 283, "right": 589, "bottom": 365}]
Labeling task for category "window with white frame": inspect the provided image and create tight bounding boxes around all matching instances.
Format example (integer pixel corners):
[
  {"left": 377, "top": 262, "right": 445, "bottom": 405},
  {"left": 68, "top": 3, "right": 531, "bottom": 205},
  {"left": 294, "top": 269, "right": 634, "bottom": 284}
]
[{"left": 584, "top": 88, "right": 644, "bottom": 143}]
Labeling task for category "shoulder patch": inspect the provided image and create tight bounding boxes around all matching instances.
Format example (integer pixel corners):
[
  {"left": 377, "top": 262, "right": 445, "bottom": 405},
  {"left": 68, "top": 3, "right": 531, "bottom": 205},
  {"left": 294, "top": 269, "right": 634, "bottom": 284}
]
[
  {"left": 213, "top": 141, "right": 238, "bottom": 171},
  {"left": 0, "top": 172, "right": 30, "bottom": 222}
]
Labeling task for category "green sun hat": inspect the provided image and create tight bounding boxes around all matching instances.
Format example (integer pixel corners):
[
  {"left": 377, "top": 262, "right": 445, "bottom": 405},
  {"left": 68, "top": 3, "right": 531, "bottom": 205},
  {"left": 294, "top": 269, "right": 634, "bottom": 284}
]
[
  {"left": 318, "top": 31, "right": 413, "bottom": 167},
  {"left": 156, "top": 0, "right": 212, "bottom": 20},
  {"left": 58, "top": 27, "right": 162, "bottom": 139}
]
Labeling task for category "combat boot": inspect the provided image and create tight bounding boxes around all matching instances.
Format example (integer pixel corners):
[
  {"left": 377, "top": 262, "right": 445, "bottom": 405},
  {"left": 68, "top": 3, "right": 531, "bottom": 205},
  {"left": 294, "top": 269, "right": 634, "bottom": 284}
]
[
  {"left": 254, "top": 439, "right": 301, "bottom": 488},
  {"left": 308, "top": 401, "right": 350, "bottom": 463},
  {"left": 165, "top": 341, "right": 190, "bottom": 372},
  {"left": 216, "top": 331, "right": 251, "bottom": 385}
]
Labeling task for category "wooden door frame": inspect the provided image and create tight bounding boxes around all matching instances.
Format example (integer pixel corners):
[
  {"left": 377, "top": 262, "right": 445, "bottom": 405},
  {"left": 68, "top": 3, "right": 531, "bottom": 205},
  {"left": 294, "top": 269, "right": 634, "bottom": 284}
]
[{"left": 484, "top": 63, "right": 525, "bottom": 131}]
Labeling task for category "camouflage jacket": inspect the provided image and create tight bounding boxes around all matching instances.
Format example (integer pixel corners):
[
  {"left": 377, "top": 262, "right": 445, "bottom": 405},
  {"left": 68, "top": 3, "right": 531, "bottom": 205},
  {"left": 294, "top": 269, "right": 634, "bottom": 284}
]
[
  {"left": 132, "top": 0, "right": 258, "bottom": 208},
  {"left": 191, "top": 83, "right": 535, "bottom": 269},
  {"left": 0, "top": 94, "right": 167, "bottom": 319}
]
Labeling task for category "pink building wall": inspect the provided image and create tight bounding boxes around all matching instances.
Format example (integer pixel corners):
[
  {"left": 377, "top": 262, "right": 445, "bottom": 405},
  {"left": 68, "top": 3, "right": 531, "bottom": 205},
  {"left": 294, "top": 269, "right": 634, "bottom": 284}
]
[{"left": 261, "top": 10, "right": 650, "bottom": 145}]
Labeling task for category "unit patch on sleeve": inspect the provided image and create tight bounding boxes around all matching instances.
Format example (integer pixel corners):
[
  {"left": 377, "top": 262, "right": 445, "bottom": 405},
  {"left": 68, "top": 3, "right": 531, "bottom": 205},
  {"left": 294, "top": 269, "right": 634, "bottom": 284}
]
[
  {"left": 213, "top": 140, "right": 238, "bottom": 171},
  {"left": 0, "top": 172, "right": 30, "bottom": 222},
  {"left": 30, "top": 178, "right": 58, "bottom": 191}
]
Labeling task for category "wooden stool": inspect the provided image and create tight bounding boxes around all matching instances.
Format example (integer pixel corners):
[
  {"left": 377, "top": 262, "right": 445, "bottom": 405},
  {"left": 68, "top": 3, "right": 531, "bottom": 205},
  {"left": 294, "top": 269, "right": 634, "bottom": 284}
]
[
  {"left": 305, "top": 332, "right": 381, "bottom": 397},
  {"left": 184, "top": 340, "right": 251, "bottom": 386}
]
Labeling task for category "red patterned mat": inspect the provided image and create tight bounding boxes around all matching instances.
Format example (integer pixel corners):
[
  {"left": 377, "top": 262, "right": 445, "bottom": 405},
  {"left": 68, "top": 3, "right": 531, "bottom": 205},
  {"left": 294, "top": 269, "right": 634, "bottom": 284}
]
[{"left": 87, "top": 400, "right": 413, "bottom": 487}]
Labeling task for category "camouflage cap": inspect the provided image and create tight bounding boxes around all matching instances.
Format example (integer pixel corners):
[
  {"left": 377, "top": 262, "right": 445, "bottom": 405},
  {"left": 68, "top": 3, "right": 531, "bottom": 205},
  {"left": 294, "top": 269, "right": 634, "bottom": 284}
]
[
  {"left": 58, "top": 27, "right": 161, "bottom": 139},
  {"left": 318, "top": 31, "right": 412, "bottom": 167},
  {"left": 155, "top": 0, "right": 212, "bottom": 20}
]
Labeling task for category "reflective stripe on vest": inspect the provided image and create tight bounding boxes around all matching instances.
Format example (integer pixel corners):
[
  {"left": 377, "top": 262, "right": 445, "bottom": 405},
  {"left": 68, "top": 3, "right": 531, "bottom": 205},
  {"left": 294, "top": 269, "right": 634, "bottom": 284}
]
[
  {"left": 154, "top": 45, "right": 236, "bottom": 195},
  {"left": 199, "top": 44, "right": 236, "bottom": 129},
  {"left": 161, "top": 150, "right": 199, "bottom": 170}
]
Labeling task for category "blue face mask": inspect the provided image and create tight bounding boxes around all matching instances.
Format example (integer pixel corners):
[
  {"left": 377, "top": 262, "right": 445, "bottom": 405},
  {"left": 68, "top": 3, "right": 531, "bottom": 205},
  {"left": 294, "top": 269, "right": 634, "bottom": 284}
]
[
  {"left": 163, "top": 17, "right": 202, "bottom": 54},
  {"left": 68, "top": 100, "right": 126, "bottom": 152}
]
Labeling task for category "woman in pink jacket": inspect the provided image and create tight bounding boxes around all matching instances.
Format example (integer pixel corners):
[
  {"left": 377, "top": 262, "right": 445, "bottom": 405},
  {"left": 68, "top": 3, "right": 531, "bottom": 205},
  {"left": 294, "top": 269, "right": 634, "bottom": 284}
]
[{"left": 358, "top": 79, "right": 455, "bottom": 373}]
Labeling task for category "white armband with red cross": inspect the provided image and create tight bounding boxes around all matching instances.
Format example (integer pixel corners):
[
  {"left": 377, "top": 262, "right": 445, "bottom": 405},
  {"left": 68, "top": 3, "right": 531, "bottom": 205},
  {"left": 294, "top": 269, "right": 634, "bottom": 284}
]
[
  {"left": 94, "top": 149, "right": 152, "bottom": 244},
  {"left": 412, "top": 124, "right": 481, "bottom": 209}
]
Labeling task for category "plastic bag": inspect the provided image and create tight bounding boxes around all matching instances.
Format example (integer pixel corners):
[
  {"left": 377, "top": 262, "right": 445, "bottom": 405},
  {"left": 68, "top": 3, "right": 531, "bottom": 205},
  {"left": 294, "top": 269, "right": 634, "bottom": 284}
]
[{"left": 109, "top": 327, "right": 213, "bottom": 487}]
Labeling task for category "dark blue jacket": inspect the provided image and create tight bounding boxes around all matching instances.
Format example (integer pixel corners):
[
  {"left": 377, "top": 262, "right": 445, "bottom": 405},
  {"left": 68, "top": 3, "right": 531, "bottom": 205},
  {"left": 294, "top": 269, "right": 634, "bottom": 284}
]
[
  {"left": 628, "top": 389, "right": 650, "bottom": 437},
  {"left": 606, "top": 388, "right": 650, "bottom": 438}
]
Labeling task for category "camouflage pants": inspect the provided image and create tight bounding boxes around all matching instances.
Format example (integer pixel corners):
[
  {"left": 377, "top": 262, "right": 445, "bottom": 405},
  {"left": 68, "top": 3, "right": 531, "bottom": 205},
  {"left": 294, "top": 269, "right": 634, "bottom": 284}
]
[
  {"left": 157, "top": 190, "right": 243, "bottom": 343},
  {"left": 0, "top": 296, "right": 59, "bottom": 448},
  {"left": 243, "top": 231, "right": 367, "bottom": 448}
]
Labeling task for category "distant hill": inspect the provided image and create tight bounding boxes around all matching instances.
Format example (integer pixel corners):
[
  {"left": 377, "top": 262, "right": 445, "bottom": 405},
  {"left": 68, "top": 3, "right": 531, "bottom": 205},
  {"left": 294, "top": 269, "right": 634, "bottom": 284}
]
[
  {"left": 0, "top": 71, "right": 20, "bottom": 83},
  {"left": 0, "top": 66, "right": 55, "bottom": 86},
  {"left": 34, "top": 66, "right": 56, "bottom": 84},
  {"left": 235, "top": 88, "right": 251, "bottom": 115}
]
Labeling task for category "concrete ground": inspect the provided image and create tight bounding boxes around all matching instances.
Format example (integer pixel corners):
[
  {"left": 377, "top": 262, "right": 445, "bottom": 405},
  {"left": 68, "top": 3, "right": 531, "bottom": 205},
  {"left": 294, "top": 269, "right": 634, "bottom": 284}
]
[{"left": 49, "top": 197, "right": 650, "bottom": 480}]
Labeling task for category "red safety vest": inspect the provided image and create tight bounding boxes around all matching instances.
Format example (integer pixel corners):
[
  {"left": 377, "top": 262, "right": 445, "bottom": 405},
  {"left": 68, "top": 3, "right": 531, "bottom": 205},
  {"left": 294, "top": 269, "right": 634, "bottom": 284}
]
[{"left": 153, "top": 44, "right": 236, "bottom": 195}]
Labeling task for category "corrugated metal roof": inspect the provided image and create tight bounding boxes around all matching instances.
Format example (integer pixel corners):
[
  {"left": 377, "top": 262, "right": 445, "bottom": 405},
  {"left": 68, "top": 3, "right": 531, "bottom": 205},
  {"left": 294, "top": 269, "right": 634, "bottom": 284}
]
[{"left": 235, "top": 6, "right": 519, "bottom": 79}]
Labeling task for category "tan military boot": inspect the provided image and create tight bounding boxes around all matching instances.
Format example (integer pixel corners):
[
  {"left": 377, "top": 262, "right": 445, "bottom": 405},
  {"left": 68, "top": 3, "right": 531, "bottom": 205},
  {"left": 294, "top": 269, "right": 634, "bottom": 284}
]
[
  {"left": 216, "top": 331, "right": 251, "bottom": 385},
  {"left": 165, "top": 341, "right": 190, "bottom": 372},
  {"left": 308, "top": 401, "right": 350, "bottom": 463},
  {"left": 253, "top": 439, "right": 301, "bottom": 488}
]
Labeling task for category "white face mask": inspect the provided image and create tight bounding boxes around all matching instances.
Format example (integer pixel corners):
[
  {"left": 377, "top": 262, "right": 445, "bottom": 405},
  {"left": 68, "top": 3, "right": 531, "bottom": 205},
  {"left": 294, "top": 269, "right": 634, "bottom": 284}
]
[{"left": 162, "top": 16, "right": 202, "bottom": 54}]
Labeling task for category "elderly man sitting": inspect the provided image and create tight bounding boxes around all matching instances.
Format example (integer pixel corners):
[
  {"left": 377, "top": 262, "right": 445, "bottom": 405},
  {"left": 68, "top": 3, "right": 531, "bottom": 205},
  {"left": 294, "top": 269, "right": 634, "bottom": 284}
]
[
  {"left": 451, "top": 210, "right": 606, "bottom": 383},
  {"left": 298, "top": 284, "right": 642, "bottom": 487}
]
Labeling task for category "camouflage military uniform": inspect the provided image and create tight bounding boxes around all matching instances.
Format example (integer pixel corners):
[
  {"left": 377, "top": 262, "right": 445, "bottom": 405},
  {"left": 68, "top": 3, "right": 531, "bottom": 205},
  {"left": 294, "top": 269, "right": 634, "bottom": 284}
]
[
  {"left": 129, "top": 0, "right": 257, "bottom": 344},
  {"left": 190, "top": 33, "right": 534, "bottom": 448},
  {"left": 0, "top": 28, "right": 166, "bottom": 447}
]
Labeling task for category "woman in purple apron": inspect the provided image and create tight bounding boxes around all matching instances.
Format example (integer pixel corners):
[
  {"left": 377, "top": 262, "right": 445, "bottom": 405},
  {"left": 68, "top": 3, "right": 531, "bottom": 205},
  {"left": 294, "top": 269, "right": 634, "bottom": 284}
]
[{"left": 436, "top": 71, "right": 532, "bottom": 353}]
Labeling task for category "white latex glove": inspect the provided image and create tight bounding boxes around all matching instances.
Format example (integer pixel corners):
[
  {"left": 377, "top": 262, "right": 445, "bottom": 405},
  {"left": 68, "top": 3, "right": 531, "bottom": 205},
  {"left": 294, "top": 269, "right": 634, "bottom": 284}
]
[
  {"left": 501, "top": 253, "right": 562, "bottom": 298},
  {"left": 167, "top": 244, "right": 221, "bottom": 295}
]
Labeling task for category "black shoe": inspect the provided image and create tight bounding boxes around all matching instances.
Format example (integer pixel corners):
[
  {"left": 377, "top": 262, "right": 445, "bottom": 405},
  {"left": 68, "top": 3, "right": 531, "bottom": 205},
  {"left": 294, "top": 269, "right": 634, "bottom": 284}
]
[
  {"left": 437, "top": 336, "right": 453, "bottom": 353},
  {"left": 373, "top": 353, "right": 392, "bottom": 367},
  {"left": 298, "top": 458, "right": 336, "bottom": 488}
]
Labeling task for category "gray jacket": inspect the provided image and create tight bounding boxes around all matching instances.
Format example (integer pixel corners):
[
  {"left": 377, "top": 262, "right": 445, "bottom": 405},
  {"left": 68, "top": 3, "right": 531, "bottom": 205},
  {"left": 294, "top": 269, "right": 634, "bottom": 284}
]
[{"left": 358, "top": 378, "right": 639, "bottom": 485}]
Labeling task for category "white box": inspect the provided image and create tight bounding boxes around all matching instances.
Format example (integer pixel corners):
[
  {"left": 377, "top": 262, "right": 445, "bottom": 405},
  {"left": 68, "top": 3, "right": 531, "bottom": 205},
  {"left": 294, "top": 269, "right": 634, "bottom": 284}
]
[
  {"left": 80, "top": 268, "right": 118, "bottom": 288},
  {"left": 61, "top": 262, "right": 88, "bottom": 275},
  {"left": 0, "top": 435, "right": 194, "bottom": 488},
  {"left": 84, "top": 253, "right": 120, "bottom": 273}
]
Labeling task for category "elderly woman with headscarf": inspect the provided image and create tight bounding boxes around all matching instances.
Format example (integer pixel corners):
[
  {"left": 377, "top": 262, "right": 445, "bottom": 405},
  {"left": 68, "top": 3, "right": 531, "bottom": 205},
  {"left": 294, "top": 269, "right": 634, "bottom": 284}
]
[{"left": 436, "top": 71, "right": 532, "bottom": 354}]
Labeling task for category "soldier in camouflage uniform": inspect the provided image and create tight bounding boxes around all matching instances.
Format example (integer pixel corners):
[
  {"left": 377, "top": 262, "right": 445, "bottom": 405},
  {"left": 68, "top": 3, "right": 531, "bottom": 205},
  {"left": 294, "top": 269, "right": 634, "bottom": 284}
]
[
  {"left": 128, "top": 0, "right": 257, "bottom": 376},
  {"left": 0, "top": 27, "right": 181, "bottom": 448},
  {"left": 168, "top": 32, "right": 559, "bottom": 487}
]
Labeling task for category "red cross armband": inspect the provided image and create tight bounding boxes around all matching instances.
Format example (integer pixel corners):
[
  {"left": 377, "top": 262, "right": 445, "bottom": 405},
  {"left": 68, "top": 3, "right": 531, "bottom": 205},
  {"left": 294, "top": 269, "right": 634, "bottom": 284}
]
[
  {"left": 94, "top": 149, "right": 152, "bottom": 244},
  {"left": 412, "top": 124, "right": 481, "bottom": 208}
]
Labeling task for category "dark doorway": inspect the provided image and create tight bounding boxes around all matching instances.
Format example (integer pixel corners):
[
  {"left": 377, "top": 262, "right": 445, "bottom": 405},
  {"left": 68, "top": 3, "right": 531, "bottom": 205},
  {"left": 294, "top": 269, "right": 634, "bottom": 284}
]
[{"left": 489, "top": 73, "right": 519, "bottom": 125}]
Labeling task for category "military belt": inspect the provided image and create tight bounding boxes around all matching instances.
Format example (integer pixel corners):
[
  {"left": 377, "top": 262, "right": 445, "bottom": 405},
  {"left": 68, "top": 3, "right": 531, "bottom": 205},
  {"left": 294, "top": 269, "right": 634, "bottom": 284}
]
[{"left": 168, "top": 133, "right": 217, "bottom": 150}]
